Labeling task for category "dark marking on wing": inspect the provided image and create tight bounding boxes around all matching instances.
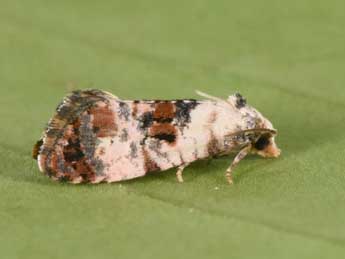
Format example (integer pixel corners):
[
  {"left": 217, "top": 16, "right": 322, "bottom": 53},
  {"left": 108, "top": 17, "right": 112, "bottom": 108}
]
[
  {"left": 118, "top": 102, "right": 130, "bottom": 121},
  {"left": 120, "top": 128, "right": 129, "bottom": 142},
  {"left": 63, "top": 138, "right": 84, "bottom": 162},
  {"left": 142, "top": 148, "right": 160, "bottom": 173},
  {"left": 207, "top": 131, "right": 222, "bottom": 157},
  {"left": 130, "top": 142, "right": 138, "bottom": 158},
  {"left": 153, "top": 133, "right": 176, "bottom": 143},
  {"left": 234, "top": 93, "right": 247, "bottom": 109},
  {"left": 149, "top": 123, "right": 177, "bottom": 144},
  {"left": 78, "top": 114, "right": 95, "bottom": 160},
  {"left": 138, "top": 112, "right": 154, "bottom": 130},
  {"left": 175, "top": 99, "right": 199, "bottom": 126},
  {"left": 135, "top": 99, "right": 199, "bottom": 146},
  {"left": 131, "top": 102, "right": 138, "bottom": 117}
]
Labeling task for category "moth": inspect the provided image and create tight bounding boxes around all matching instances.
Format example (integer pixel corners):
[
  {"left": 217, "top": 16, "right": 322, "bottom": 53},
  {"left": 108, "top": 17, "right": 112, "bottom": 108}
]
[{"left": 33, "top": 89, "right": 280, "bottom": 184}]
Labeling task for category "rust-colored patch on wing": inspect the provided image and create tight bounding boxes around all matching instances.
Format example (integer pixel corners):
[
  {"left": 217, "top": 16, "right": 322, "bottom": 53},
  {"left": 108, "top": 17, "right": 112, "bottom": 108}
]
[
  {"left": 72, "top": 158, "right": 96, "bottom": 182},
  {"left": 208, "top": 111, "right": 218, "bottom": 124},
  {"left": 45, "top": 152, "right": 65, "bottom": 180},
  {"left": 150, "top": 123, "right": 176, "bottom": 135},
  {"left": 142, "top": 148, "right": 160, "bottom": 173},
  {"left": 149, "top": 122, "right": 177, "bottom": 144},
  {"left": 132, "top": 102, "right": 138, "bottom": 117},
  {"left": 61, "top": 118, "right": 97, "bottom": 182},
  {"left": 90, "top": 105, "right": 117, "bottom": 138},
  {"left": 153, "top": 102, "right": 176, "bottom": 121}
]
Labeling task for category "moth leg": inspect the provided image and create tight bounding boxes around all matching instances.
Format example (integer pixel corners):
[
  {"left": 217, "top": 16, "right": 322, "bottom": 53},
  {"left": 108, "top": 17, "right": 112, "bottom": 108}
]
[
  {"left": 226, "top": 145, "right": 252, "bottom": 184},
  {"left": 176, "top": 163, "right": 189, "bottom": 183}
]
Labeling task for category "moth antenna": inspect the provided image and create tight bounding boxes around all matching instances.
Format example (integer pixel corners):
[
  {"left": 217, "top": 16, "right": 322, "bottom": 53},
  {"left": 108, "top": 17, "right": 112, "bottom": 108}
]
[
  {"left": 195, "top": 90, "right": 223, "bottom": 102},
  {"left": 195, "top": 90, "right": 235, "bottom": 108},
  {"left": 226, "top": 128, "right": 278, "bottom": 138}
]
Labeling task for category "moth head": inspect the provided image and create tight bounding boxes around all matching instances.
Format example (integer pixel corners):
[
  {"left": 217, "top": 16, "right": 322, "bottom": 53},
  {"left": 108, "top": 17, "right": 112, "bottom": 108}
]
[{"left": 252, "top": 131, "right": 281, "bottom": 158}]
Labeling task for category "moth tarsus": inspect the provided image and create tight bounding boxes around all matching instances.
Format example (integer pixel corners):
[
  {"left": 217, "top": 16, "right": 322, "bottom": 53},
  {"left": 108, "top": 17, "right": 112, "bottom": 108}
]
[
  {"left": 226, "top": 144, "right": 252, "bottom": 184},
  {"left": 33, "top": 89, "right": 281, "bottom": 184},
  {"left": 176, "top": 163, "right": 189, "bottom": 183}
]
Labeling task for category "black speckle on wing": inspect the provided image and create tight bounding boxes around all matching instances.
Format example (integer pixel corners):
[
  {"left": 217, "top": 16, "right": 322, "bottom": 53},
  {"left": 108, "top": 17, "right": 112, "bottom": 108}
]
[
  {"left": 152, "top": 133, "right": 176, "bottom": 143},
  {"left": 138, "top": 112, "right": 154, "bottom": 130},
  {"left": 175, "top": 99, "right": 199, "bottom": 126},
  {"left": 118, "top": 102, "right": 130, "bottom": 121}
]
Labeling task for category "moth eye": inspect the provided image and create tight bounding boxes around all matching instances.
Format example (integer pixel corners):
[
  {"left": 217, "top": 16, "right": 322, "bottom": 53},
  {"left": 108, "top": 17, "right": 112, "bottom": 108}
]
[{"left": 254, "top": 136, "right": 270, "bottom": 150}]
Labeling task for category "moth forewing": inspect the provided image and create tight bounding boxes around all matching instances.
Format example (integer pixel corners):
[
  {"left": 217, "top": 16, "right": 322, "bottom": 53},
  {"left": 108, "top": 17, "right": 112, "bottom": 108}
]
[{"left": 33, "top": 89, "right": 280, "bottom": 184}]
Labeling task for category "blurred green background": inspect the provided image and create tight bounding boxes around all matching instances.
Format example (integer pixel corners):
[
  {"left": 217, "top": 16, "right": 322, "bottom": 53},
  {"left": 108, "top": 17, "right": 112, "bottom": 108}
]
[{"left": 1, "top": 0, "right": 345, "bottom": 258}]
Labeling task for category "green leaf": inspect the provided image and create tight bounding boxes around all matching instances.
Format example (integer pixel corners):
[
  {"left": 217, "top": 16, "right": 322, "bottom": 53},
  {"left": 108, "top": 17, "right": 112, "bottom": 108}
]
[{"left": 1, "top": 0, "right": 345, "bottom": 258}]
